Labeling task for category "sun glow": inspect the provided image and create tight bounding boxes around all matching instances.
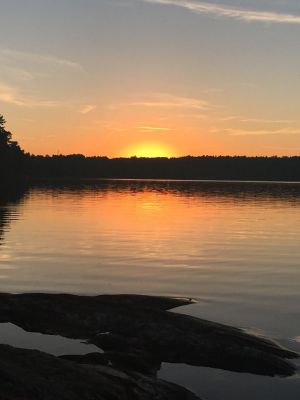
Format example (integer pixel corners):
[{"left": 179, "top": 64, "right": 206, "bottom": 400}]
[{"left": 124, "top": 142, "right": 175, "bottom": 158}]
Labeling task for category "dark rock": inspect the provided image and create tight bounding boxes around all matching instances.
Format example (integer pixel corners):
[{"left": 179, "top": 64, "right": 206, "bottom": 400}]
[
  {"left": 0, "top": 293, "right": 297, "bottom": 377},
  {"left": 60, "top": 350, "right": 161, "bottom": 376},
  {"left": 0, "top": 344, "right": 199, "bottom": 400}
]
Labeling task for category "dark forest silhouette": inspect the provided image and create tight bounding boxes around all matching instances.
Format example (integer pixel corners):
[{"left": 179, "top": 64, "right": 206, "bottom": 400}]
[
  {"left": 0, "top": 115, "right": 26, "bottom": 183},
  {"left": 1, "top": 114, "right": 300, "bottom": 182},
  {"left": 28, "top": 154, "right": 300, "bottom": 181}
]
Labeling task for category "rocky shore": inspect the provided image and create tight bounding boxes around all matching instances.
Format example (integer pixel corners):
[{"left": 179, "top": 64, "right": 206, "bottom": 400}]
[{"left": 0, "top": 293, "right": 298, "bottom": 399}]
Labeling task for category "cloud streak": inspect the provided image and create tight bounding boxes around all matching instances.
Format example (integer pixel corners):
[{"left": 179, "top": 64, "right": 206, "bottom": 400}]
[
  {"left": 0, "top": 82, "right": 64, "bottom": 108},
  {"left": 138, "top": 126, "right": 173, "bottom": 131},
  {"left": 80, "top": 105, "right": 96, "bottom": 114},
  {"left": 0, "top": 49, "right": 83, "bottom": 71},
  {"left": 222, "top": 116, "right": 296, "bottom": 124},
  {"left": 226, "top": 128, "right": 300, "bottom": 136},
  {"left": 142, "top": 0, "right": 300, "bottom": 24},
  {"left": 128, "top": 93, "right": 211, "bottom": 110},
  {"left": 0, "top": 49, "right": 84, "bottom": 109}
]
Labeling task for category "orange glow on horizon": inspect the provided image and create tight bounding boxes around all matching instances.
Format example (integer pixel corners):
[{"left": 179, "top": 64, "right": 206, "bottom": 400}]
[{"left": 123, "top": 142, "right": 176, "bottom": 158}]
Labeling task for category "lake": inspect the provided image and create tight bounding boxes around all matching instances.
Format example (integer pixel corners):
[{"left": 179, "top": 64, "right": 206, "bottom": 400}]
[{"left": 1, "top": 179, "right": 300, "bottom": 399}]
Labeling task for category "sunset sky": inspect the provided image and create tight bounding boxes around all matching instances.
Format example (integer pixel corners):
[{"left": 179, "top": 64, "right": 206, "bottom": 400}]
[{"left": 1, "top": 0, "right": 300, "bottom": 157}]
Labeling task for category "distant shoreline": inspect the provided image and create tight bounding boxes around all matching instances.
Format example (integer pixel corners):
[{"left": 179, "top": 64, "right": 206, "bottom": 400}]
[
  {"left": 28, "top": 177, "right": 300, "bottom": 184},
  {"left": 25, "top": 155, "right": 300, "bottom": 182}
]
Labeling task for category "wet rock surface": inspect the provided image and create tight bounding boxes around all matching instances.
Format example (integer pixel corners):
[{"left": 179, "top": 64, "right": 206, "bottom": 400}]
[
  {"left": 0, "top": 293, "right": 298, "bottom": 399},
  {"left": 0, "top": 344, "right": 199, "bottom": 400}
]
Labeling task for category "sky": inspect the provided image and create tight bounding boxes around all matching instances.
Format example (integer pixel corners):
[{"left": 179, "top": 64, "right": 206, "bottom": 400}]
[{"left": 1, "top": 0, "right": 300, "bottom": 157}]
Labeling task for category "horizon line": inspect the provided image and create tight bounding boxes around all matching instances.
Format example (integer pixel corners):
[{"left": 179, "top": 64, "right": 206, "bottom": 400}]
[{"left": 28, "top": 153, "right": 300, "bottom": 159}]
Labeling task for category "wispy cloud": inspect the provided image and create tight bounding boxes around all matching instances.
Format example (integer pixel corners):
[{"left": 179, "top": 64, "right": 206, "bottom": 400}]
[
  {"left": 222, "top": 116, "right": 295, "bottom": 124},
  {"left": 239, "top": 118, "right": 296, "bottom": 124},
  {"left": 142, "top": 0, "right": 300, "bottom": 24},
  {"left": 0, "top": 82, "right": 64, "bottom": 108},
  {"left": 127, "top": 93, "right": 211, "bottom": 110},
  {"left": 0, "top": 49, "right": 83, "bottom": 71},
  {"left": 138, "top": 126, "right": 173, "bottom": 131},
  {"left": 0, "top": 49, "right": 84, "bottom": 108},
  {"left": 0, "top": 83, "right": 20, "bottom": 105},
  {"left": 226, "top": 128, "right": 300, "bottom": 136},
  {"left": 202, "top": 87, "right": 223, "bottom": 95},
  {"left": 80, "top": 105, "right": 96, "bottom": 114},
  {"left": 0, "top": 65, "right": 38, "bottom": 82}
]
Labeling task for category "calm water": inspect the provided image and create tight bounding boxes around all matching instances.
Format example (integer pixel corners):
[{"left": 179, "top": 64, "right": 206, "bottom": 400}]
[
  {"left": 0, "top": 323, "right": 101, "bottom": 356},
  {"left": 1, "top": 179, "right": 300, "bottom": 399}
]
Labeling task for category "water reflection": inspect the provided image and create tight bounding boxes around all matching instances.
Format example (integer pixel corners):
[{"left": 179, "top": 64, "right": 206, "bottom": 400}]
[
  {"left": 159, "top": 363, "right": 300, "bottom": 400},
  {"left": 0, "top": 186, "right": 27, "bottom": 245},
  {"left": 0, "top": 323, "right": 101, "bottom": 356},
  {"left": 30, "top": 178, "right": 300, "bottom": 201},
  {"left": 1, "top": 180, "right": 300, "bottom": 399},
  {"left": 1, "top": 180, "right": 300, "bottom": 298}
]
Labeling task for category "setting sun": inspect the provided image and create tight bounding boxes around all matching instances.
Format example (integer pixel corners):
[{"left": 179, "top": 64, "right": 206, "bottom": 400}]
[{"left": 124, "top": 142, "right": 175, "bottom": 158}]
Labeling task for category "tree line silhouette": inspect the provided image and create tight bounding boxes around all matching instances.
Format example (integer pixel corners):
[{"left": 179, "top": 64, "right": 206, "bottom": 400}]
[
  {"left": 2, "top": 114, "right": 300, "bottom": 182},
  {"left": 28, "top": 154, "right": 300, "bottom": 181},
  {"left": 0, "top": 115, "right": 26, "bottom": 184}
]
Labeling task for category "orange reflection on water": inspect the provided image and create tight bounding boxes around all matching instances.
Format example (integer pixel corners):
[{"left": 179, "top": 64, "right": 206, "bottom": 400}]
[{"left": 2, "top": 182, "right": 300, "bottom": 298}]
